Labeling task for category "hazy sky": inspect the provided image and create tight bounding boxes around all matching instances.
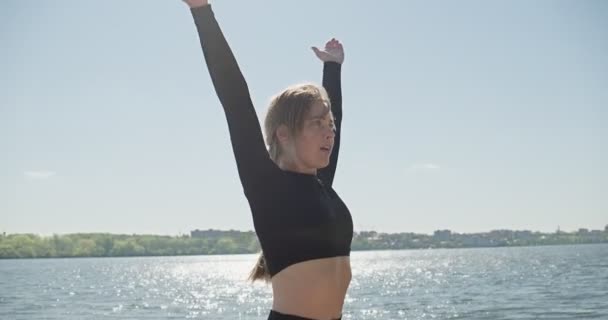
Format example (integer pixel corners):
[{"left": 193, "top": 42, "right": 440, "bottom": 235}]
[{"left": 2, "top": 1, "right": 607, "bottom": 236}]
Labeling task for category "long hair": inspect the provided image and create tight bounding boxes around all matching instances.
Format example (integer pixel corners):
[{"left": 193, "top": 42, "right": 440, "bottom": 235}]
[{"left": 247, "top": 83, "right": 331, "bottom": 283}]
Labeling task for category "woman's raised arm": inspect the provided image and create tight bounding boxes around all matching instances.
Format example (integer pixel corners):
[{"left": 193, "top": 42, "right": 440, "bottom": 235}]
[
  {"left": 313, "top": 39, "right": 344, "bottom": 187},
  {"left": 184, "top": 1, "right": 274, "bottom": 192}
]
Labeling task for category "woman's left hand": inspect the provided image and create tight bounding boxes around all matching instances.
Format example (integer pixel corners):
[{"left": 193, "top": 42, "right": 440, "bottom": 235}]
[{"left": 312, "top": 38, "right": 344, "bottom": 64}]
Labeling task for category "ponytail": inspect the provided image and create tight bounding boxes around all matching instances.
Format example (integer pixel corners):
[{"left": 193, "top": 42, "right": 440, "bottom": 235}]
[{"left": 248, "top": 252, "right": 271, "bottom": 283}]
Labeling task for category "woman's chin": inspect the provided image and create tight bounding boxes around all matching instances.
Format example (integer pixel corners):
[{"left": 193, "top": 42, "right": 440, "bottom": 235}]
[{"left": 317, "top": 159, "right": 331, "bottom": 169}]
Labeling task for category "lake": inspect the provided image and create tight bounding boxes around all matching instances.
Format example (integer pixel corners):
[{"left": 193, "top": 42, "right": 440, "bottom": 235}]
[{"left": 1, "top": 244, "right": 607, "bottom": 319}]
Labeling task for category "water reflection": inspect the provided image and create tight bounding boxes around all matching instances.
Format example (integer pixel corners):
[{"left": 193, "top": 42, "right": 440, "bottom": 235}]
[{"left": 1, "top": 244, "right": 607, "bottom": 319}]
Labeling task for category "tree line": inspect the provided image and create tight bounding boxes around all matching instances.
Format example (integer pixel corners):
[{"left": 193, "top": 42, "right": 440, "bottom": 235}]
[
  {"left": 0, "top": 232, "right": 260, "bottom": 259},
  {"left": 1, "top": 227, "right": 606, "bottom": 259}
]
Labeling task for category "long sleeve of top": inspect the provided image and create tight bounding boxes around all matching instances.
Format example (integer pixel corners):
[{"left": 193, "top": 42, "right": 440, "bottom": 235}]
[
  {"left": 318, "top": 62, "right": 342, "bottom": 187},
  {"left": 190, "top": 5, "right": 275, "bottom": 193}
]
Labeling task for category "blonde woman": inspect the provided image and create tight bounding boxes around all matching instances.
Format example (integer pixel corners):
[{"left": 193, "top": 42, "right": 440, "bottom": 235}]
[{"left": 183, "top": 1, "right": 352, "bottom": 319}]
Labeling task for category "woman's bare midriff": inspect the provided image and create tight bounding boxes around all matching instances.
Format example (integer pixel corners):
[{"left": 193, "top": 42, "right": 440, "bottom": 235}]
[{"left": 270, "top": 256, "right": 351, "bottom": 320}]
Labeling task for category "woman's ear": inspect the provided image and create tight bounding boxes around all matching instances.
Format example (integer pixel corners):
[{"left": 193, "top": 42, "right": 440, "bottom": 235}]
[{"left": 276, "top": 124, "right": 290, "bottom": 145}]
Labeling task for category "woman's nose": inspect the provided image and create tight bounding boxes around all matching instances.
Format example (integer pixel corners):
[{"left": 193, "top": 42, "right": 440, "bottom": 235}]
[{"left": 325, "top": 125, "right": 336, "bottom": 138}]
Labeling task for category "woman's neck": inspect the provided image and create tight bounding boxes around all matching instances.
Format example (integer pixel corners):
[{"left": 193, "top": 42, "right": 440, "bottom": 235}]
[{"left": 277, "top": 156, "right": 317, "bottom": 175}]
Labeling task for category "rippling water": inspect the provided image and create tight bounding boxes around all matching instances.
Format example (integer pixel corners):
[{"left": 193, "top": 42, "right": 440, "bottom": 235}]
[{"left": 1, "top": 244, "right": 607, "bottom": 319}]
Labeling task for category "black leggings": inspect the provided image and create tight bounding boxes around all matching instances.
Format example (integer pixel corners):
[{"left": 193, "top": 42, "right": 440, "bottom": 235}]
[{"left": 268, "top": 309, "right": 342, "bottom": 320}]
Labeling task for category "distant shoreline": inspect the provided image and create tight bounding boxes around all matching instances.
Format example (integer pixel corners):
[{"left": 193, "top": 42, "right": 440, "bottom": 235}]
[{"left": 1, "top": 227, "right": 607, "bottom": 259}]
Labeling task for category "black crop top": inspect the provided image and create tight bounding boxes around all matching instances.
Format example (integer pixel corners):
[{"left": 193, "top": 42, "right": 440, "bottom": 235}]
[{"left": 190, "top": 5, "right": 353, "bottom": 277}]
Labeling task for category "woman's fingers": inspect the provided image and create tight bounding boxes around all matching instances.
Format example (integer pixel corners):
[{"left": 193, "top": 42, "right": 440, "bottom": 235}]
[
  {"left": 183, "top": 0, "right": 208, "bottom": 8},
  {"left": 313, "top": 39, "right": 344, "bottom": 63},
  {"left": 326, "top": 38, "right": 341, "bottom": 50}
]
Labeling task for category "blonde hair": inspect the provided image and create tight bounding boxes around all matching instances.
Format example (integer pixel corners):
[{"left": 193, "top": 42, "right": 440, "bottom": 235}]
[{"left": 247, "top": 83, "right": 331, "bottom": 283}]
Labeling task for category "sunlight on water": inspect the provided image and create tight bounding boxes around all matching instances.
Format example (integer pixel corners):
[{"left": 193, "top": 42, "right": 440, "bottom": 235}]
[
  {"left": 1, "top": 244, "right": 607, "bottom": 319},
  {"left": 107, "top": 255, "right": 275, "bottom": 319}
]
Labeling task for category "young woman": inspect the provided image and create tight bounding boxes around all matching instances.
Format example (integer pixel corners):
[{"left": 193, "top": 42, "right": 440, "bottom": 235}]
[{"left": 182, "top": 1, "right": 352, "bottom": 319}]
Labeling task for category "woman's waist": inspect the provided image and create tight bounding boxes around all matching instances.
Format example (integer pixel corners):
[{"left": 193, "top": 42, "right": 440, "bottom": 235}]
[
  {"left": 271, "top": 291, "right": 346, "bottom": 320},
  {"left": 270, "top": 257, "right": 351, "bottom": 318}
]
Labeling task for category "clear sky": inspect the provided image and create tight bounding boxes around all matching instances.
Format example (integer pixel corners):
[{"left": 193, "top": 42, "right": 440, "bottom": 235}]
[{"left": 2, "top": 0, "right": 607, "bottom": 236}]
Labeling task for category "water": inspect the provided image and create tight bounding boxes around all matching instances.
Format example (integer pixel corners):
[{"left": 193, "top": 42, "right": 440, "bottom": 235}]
[{"left": 1, "top": 244, "right": 607, "bottom": 319}]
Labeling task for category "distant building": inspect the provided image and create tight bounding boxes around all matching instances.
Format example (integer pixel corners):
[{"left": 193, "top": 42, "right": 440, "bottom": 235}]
[
  {"left": 433, "top": 230, "right": 452, "bottom": 241},
  {"left": 585, "top": 230, "right": 605, "bottom": 242},
  {"left": 462, "top": 235, "right": 484, "bottom": 247},
  {"left": 605, "top": 225, "right": 608, "bottom": 233},
  {"left": 578, "top": 228, "right": 589, "bottom": 234}
]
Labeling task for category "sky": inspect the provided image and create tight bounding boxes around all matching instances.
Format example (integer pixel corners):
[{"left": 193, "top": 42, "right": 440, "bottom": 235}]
[{"left": 1, "top": 0, "right": 607, "bottom": 236}]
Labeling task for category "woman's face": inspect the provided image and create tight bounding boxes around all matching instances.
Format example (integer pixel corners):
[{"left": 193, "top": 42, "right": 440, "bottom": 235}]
[
  {"left": 280, "top": 100, "right": 336, "bottom": 174},
  {"left": 295, "top": 100, "right": 336, "bottom": 171}
]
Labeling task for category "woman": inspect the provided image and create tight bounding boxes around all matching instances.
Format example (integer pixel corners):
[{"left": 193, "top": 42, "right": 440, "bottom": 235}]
[{"left": 182, "top": 1, "right": 352, "bottom": 319}]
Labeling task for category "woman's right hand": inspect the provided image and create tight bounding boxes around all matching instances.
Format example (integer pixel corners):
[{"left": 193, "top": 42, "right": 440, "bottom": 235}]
[{"left": 183, "top": 0, "right": 208, "bottom": 8}]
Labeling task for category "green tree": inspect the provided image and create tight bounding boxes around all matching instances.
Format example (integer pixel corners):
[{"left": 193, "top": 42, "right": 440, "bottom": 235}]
[
  {"left": 53, "top": 235, "right": 74, "bottom": 257},
  {"left": 74, "top": 239, "right": 103, "bottom": 257},
  {"left": 110, "top": 239, "right": 145, "bottom": 256}
]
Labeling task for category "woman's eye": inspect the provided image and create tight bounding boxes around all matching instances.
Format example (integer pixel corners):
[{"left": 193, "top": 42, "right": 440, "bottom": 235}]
[{"left": 311, "top": 119, "right": 335, "bottom": 130}]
